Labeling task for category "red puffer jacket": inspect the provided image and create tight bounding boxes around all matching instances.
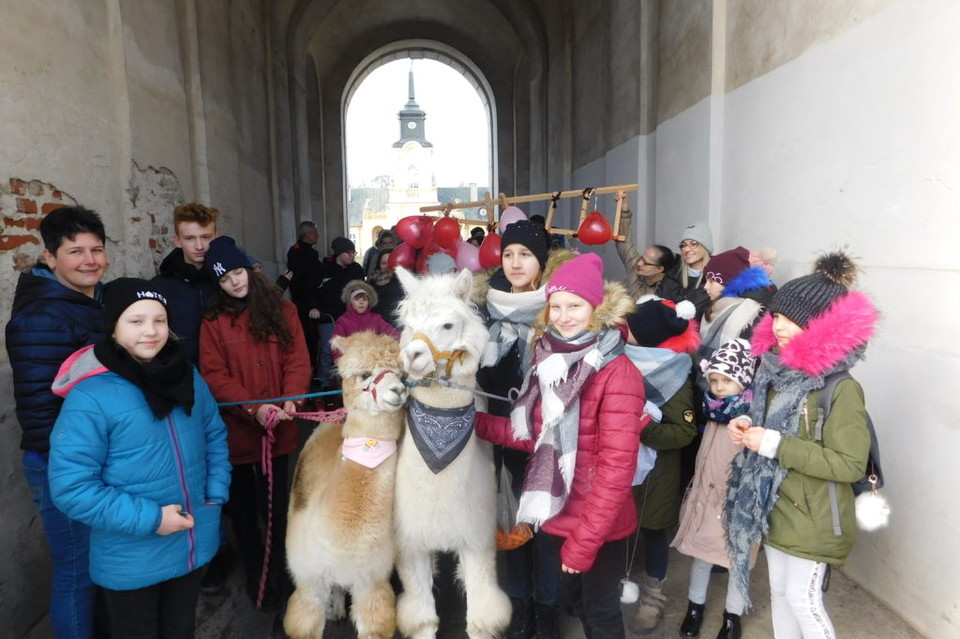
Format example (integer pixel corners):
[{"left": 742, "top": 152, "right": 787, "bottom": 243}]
[
  {"left": 199, "top": 299, "right": 311, "bottom": 465},
  {"left": 476, "top": 353, "right": 646, "bottom": 572}
]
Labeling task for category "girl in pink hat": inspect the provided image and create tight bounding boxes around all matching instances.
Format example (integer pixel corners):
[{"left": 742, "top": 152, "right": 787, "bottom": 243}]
[{"left": 476, "top": 252, "right": 647, "bottom": 639}]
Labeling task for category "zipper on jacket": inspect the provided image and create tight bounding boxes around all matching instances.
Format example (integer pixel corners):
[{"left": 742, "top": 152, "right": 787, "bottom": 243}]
[{"left": 166, "top": 415, "right": 197, "bottom": 571}]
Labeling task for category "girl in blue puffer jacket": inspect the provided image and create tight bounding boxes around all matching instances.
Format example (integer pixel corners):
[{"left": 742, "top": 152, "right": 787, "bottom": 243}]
[{"left": 48, "top": 278, "right": 230, "bottom": 639}]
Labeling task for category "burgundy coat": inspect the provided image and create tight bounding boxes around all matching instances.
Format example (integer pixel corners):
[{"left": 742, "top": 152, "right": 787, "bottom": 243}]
[
  {"left": 199, "top": 299, "right": 311, "bottom": 465},
  {"left": 476, "top": 353, "right": 646, "bottom": 572}
]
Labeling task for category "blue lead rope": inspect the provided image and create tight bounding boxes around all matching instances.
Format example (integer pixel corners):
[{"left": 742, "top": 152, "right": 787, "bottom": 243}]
[
  {"left": 217, "top": 389, "right": 342, "bottom": 407},
  {"left": 216, "top": 379, "right": 514, "bottom": 408}
]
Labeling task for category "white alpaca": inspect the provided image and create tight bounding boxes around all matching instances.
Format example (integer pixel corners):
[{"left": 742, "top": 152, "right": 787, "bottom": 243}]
[
  {"left": 284, "top": 332, "right": 408, "bottom": 639},
  {"left": 393, "top": 267, "right": 512, "bottom": 639}
]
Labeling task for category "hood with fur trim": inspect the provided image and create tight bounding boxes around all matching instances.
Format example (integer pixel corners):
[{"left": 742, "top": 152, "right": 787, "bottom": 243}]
[
  {"left": 722, "top": 266, "right": 775, "bottom": 299},
  {"left": 750, "top": 290, "right": 878, "bottom": 377},
  {"left": 340, "top": 279, "right": 378, "bottom": 307}
]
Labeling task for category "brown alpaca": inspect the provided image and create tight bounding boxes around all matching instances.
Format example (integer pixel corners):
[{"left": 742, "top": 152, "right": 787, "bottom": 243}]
[{"left": 284, "top": 331, "right": 407, "bottom": 639}]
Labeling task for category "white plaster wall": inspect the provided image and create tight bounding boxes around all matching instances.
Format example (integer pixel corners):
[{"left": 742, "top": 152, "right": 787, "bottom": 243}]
[
  {"left": 654, "top": 100, "right": 715, "bottom": 250},
  {"left": 655, "top": 1, "right": 960, "bottom": 635}
]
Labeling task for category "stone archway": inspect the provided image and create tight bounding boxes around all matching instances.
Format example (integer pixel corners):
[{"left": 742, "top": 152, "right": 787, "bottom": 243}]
[{"left": 274, "top": 0, "right": 554, "bottom": 246}]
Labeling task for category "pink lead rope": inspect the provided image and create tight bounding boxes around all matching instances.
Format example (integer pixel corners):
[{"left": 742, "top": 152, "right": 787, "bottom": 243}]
[{"left": 255, "top": 407, "right": 347, "bottom": 610}]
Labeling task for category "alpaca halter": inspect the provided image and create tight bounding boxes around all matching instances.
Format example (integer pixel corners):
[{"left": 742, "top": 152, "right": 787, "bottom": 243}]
[
  {"left": 410, "top": 331, "right": 467, "bottom": 379},
  {"left": 359, "top": 369, "right": 402, "bottom": 404}
]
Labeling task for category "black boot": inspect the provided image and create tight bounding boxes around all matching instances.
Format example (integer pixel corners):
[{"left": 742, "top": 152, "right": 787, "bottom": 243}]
[
  {"left": 506, "top": 598, "right": 536, "bottom": 639},
  {"left": 679, "top": 601, "right": 705, "bottom": 637},
  {"left": 533, "top": 603, "right": 559, "bottom": 639},
  {"left": 201, "top": 546, "right": 232, "bottom": 595},
  {"left": 715, "top": 611, "right": 741, "bottom": 639}
]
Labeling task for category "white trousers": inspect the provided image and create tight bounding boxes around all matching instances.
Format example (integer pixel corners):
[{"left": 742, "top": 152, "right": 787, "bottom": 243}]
[
  {"left": 765, "top": 546, "right": 836, "bottom": 639},
  {"left": 687, "top": 557, "right": 747, "bottom": 615}
]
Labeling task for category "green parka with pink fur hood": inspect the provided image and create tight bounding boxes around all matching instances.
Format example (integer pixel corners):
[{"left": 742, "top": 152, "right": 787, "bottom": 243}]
[{"left": 725, "top": 252, "right": 879, "bottom": 605}]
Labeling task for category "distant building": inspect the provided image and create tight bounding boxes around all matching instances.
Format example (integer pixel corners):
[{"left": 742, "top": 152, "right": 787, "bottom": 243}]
[{"left": 350, "top": 65, "right": 489, "bottom": 253}]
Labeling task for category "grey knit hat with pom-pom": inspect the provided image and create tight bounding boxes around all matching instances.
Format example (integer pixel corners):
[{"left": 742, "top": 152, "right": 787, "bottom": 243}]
[{"left": 768, "top": 251, "right": 859, "bottom": 328}]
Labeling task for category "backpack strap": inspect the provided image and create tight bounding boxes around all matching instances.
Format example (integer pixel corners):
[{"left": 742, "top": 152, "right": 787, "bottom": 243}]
[{"left": 814, "top": 371, "right": 852, "bottom": 536}]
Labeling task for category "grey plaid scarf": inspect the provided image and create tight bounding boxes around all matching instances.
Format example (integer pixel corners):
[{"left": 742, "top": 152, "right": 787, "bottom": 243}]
[
  {"left": 623, "top": 344, "right": 692, "bottom": 407},
  {"left": 511, "top": 328, "right": 624, "bottom": 527},
  {"left": 481, "top": 286, "right": 545, "bottom": 370}
]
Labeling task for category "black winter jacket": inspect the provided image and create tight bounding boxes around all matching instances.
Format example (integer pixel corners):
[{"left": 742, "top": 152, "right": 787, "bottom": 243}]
[
  {"left": 315, "top": 258, "right": 364, "bottom": 320},
  {"left": 5, "top": 268, "right": 104, "bottom": 453},
  {"left": 659, "top": 265, "right": 710, "bottom": 320},
  {"left": 151, "top": 248, "right": 217, "bottom": 364},
  {"left": 286, "top": 241, "right": 322, "bottom": 314}
]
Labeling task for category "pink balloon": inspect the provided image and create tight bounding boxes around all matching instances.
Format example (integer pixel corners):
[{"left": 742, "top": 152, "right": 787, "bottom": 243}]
[
  {"left": 497, "top": 206, "right": 528, "bottom": 234},
  {"left": 454, "top": 240, "right": 481, "bottom": 272}
]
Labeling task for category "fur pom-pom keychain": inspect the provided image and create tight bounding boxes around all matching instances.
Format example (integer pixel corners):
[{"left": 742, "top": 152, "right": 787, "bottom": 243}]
[
  {"left": 620, "top": 578, "right": 640, "bottom": 604},
  {"left": 855, "top": 474, "right": 890, "bottom": 531}
]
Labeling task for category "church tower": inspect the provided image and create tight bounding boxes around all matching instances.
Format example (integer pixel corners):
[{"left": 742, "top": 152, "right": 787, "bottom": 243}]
[
  {"left": 387, "top": 64, "right": 439, "bottom": 222},
  {"left": 394, "top": 66, "right": 432, "bottom": 148}
]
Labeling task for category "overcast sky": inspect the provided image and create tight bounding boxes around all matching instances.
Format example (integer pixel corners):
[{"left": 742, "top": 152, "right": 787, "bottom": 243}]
[{"left": 345, "top": 59, "right": 491, "bottom": 189}]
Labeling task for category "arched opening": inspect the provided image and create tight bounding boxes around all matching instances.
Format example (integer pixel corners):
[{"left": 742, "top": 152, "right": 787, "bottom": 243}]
[{"left": 342, "top": 41, "right": 497, "bottom": 256}]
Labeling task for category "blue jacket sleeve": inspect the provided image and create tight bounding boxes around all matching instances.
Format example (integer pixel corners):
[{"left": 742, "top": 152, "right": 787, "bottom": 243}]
[
  {"left": 48, "top": 389, "right": 163, "bottom": 537},
  {"left": 5, "top": 309, "right": 98, "bottom": 448},
  {"left": 194, "top": 372, "right": 231, "bottom": 503}
]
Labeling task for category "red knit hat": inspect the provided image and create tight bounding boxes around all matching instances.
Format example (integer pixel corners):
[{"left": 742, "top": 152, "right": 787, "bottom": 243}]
[
  {"left": 544, "top": 253, "right": 604, "bottom": 307},
  {"left": 704, "top": 246, "right": 750, "bottom": 285}
]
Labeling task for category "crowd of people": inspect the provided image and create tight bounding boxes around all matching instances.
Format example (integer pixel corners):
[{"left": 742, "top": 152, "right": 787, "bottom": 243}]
[{"left": 6, "top": 200, "right": 877, "bottom": 639}]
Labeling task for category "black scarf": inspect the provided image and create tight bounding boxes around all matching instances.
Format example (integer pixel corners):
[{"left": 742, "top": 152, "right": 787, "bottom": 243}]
[{"left": 94, "top": 338, "right": 195, "bottom": 419}]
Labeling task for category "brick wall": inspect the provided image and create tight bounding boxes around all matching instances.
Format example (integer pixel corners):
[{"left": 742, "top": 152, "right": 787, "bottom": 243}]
[{"left": 2, "top": 178, "right": 78, "bottom": 270}]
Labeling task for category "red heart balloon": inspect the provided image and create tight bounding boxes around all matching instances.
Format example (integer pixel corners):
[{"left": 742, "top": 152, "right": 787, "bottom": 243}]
[
  {"left": 478, "top": 231, "right": 502, "bottom": 270},
  {"left": 388, "top": 243, "right": 417, "bottom": 270},
  {"left": 577, "top": 211, "right": 613, "bottom": 245},
  {"left": 415, "top": 249, "right": 430, "bottom": 275},
  {"left": 433, "top": 216, "right": 461, "bottom": 250},
  {"left": 422, "top": 236, "right": 441, "bottom": 257},
  {"left": 395, "top": 215, "right": 433, "bottom": 249}
]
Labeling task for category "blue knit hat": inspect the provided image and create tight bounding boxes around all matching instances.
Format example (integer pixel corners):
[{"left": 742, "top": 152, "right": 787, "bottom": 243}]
[{"left": 204, "top": 236, "right": 251, "bottom": 280}]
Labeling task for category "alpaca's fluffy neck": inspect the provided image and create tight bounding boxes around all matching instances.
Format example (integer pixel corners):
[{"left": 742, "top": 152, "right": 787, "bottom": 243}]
[
  {"left": 409, "top": 377, "right": 475, "bottom": 409},
  {"left": 341, "top": 408, "right": 406, "bottom": 440}
]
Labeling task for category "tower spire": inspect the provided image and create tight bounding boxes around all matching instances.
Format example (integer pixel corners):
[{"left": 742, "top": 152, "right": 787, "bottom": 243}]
[
  {"left": 394, "top": 62, "right": 431, "bottom": 147},
  {"left": 407, "top": 64, "right": 417, "bottom": 107}
]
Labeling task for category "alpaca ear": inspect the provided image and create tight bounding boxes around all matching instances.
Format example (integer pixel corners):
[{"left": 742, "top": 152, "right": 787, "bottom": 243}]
[
  {"left": 395, "top": 267, "right": 417, "bottom": 293},
  {"left": 452, "top": 268, "right": 473, "bottom": 302}
]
